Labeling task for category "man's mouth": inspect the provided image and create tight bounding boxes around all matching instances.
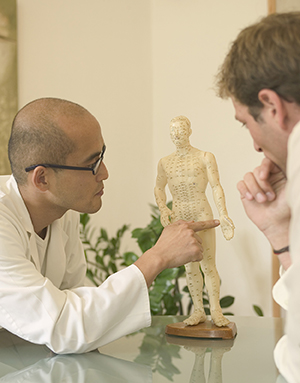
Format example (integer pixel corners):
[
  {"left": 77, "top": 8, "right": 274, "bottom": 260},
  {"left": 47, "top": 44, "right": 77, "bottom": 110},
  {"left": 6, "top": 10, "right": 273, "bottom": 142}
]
[{"left": 96, "top": 188, "right": 104, "bottom": 196}]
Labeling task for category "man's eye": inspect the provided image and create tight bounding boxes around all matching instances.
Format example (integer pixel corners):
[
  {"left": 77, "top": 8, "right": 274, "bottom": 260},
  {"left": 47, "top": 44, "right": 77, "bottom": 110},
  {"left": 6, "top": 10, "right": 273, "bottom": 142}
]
[{"left": 88, "top": 159, "right": 98, "bottom": 169}]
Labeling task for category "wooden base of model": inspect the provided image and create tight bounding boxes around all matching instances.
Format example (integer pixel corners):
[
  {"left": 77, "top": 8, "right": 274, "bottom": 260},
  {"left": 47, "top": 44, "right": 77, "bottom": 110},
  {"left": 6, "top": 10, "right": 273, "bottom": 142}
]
[{"left": 165, "top": 320, "right": 237, "bottom": 340}]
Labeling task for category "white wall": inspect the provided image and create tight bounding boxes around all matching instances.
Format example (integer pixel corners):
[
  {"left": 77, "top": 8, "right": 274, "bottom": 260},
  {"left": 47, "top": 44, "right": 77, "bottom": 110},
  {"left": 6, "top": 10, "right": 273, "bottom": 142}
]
[
  {"left": 151, "top": 0, "right": 269, "bottom": 317},
  {"left": 17, "top": 0, "right": 154, "bottom": 231},
  {"left": 17, "top": 0, "right": 271, "bottom": 316}
]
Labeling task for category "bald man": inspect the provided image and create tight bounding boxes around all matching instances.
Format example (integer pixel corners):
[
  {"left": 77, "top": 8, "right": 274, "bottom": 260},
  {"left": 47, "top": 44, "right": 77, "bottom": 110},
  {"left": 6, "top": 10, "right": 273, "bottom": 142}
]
[{"left": 0, "top": 98, "right": 219, "bottom": 354}]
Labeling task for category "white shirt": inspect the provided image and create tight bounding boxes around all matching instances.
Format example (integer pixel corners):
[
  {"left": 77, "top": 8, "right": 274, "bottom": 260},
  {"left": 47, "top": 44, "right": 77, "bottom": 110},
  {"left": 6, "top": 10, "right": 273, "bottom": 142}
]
[
  {"left": 273, "top": 121, "right": 300, "bottom": 383},
  {"left": 0, "top": 175, "right": 151, "bottom": 354}
]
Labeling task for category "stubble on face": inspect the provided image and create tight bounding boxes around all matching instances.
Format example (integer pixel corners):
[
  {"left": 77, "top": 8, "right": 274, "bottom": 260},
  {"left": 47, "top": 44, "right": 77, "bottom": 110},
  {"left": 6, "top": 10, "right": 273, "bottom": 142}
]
[
  {"left": 50, "top": 112, "right": 108, "bottom": 215},
  {"left": 231, "top": 98, "right": 288, "bottom": 173}
]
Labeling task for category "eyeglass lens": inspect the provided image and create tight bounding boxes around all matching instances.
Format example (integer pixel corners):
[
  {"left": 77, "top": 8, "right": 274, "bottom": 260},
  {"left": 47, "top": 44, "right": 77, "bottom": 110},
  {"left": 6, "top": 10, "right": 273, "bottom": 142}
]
[{"left": 93, "top": 145, "right": 106, "bottom": 175}]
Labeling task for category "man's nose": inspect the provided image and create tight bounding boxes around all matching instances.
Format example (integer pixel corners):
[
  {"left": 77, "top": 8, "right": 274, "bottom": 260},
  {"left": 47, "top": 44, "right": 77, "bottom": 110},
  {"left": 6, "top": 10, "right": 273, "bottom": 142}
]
[
  {"left": 96, "top": 162, "right": 109, "bottom": 181},
  {"left": 253, "top": 141, "right": 263, "bottom": 152}
]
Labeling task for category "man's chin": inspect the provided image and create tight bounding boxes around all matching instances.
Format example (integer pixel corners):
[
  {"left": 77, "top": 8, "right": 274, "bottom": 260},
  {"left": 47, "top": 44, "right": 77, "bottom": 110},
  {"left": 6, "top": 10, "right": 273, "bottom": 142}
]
[
  {"left": 265, "top": 155, "right": 287, "bottom": 177},
  {"left": 77, "top": 201, "right": 102, "bottom": 215}
]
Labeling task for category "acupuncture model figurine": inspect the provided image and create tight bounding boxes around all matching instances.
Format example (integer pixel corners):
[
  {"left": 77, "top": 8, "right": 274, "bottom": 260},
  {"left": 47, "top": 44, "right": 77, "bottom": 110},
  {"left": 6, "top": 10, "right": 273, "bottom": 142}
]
[{"left": 154, "top": 116, "right": 235, "bottom": 327}]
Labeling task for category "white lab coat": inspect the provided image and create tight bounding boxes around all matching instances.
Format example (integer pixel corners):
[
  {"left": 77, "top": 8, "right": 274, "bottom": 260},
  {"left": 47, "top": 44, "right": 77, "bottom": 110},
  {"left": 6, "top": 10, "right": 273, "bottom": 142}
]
[
  {"left": 273, "top": 121, "right": 300, "bottom": 383},
  {"left": 0, "top": 175, "right": 151, "bottom": 354}
]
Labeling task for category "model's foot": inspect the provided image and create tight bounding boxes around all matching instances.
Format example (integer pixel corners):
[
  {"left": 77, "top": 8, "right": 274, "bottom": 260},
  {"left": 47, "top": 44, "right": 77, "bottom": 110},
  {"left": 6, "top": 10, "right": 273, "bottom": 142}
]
[
  {"left": 211, "top": 347, "right": 232, "bottom": 358},
  {"left": 183, "top": 310, "right": 206, "bottom": 326},
  {"left": 210, "top": 310, "right": 230, "bottom": 327},
  {"left": 184, "top": 346, "right": 207, "bottom": 357}
]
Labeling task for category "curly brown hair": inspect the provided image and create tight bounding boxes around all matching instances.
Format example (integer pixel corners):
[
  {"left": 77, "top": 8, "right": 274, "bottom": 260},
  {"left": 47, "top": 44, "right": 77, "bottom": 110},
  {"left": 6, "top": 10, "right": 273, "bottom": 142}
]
[{"left": 216, "top": 12, "right": 300, "bottom": 120}]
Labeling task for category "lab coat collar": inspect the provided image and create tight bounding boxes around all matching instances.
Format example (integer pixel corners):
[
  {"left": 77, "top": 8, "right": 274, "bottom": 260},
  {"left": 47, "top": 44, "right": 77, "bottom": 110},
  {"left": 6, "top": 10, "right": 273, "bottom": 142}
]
[
  {"left": 3, "top": 175, "right": 35, "bottom": 235},
  {"left": 2, "top": 176, "right": 69, "bottom": 285},
  {"left": 44, "top": 220, "right": 68, "bottom": 287}
]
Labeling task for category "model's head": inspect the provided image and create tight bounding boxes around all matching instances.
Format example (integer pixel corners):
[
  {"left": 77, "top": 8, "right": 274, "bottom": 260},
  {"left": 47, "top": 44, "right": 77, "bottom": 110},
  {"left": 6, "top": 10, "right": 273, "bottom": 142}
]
[
  {"left": 216, "top": 12, "right": 300, "bottom": 120},
  {"left": 8, "top": 98, "right": 89, "bottom": 185},
  {"left": 170, "top": 115, "right": 191, "bottom": 146}
]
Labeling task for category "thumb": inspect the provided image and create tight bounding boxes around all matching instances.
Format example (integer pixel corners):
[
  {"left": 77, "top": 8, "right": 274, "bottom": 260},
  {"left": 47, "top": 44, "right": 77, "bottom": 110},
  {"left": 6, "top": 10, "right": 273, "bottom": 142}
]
[{"left": 188, "top": 219, "right": 220, "bottom": 232}]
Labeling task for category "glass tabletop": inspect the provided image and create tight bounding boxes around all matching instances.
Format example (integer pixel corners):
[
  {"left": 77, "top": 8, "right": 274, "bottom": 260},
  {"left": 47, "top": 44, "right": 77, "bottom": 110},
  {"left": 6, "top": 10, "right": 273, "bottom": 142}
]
[{"left": 0, "top": 316, "right": 288, "bottom": 382}]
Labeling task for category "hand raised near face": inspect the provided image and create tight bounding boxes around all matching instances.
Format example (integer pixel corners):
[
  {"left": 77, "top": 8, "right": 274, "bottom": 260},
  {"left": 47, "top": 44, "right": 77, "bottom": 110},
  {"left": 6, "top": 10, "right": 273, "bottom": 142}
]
[
  {"left": 237, "top": 157, "right": 290, "bottom": 249},
  {"left": 237, "top": 158, "right": 285, "bottom": 203}
]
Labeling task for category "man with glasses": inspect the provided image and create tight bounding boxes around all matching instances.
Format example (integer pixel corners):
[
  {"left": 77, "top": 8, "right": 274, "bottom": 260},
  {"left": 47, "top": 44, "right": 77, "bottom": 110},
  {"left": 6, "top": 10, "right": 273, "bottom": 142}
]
[
  {"left": 0, "top": 97, "right": 219, "bottom": 354},
  {"left": 24, "top": 144, "right": 106, "bottom": 175}
]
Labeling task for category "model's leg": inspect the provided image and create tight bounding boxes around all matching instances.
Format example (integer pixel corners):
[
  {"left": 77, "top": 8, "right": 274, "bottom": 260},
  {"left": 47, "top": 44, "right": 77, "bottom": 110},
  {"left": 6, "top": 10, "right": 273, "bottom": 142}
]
[
  {"left": 186, "top": 347, "right": 207, "bottom": 383},
  {"left": 207, "top": 347, "right": 231, "bottom": 383},
  {"left": 183, "top": 261, "right": 206, "bottom": 326},
  {"left": 200, "top": 229, "right": 230, "bottom": 327}
]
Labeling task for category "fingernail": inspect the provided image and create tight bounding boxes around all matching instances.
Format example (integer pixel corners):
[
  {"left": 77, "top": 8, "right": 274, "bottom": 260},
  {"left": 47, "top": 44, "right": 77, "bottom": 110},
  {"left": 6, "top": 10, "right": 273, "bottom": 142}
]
[
  {"left": 246, "top": 192, "right": 253, "bottom": 200},
  {"left": 266, "top": 192, "right": 275, "bottom": 201},
  {"left": 256, "top": 193, "right": 265, "bottom": 202},
  {"left": 259, "top": 171, "right": 266, "bottom": 179}
]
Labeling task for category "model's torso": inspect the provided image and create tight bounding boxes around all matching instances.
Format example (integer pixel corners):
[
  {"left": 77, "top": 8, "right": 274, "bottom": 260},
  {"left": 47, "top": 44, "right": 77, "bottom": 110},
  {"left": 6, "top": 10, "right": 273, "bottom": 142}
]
[{"left": 162, "top": 148, "right": 213, "bottom": 221}]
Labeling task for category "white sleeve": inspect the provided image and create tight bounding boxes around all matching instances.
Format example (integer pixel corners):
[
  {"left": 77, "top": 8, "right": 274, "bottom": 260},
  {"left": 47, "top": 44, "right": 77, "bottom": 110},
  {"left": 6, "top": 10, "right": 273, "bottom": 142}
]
[
  {"left": 0, "top": 207, "right": 151, "bottom": 354},
  {"left": 272, "top": 266, "right": 288, "bottom": 311},
  {"left": 0, "top": 257, "right": 151, "bottom": 353},
  {"left": 274, "top": 122, "right": 300, "bottom": 383}
]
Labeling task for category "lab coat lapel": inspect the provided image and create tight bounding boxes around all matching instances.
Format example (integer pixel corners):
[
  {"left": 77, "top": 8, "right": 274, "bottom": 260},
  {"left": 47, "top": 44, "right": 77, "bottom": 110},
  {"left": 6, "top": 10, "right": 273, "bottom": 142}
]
[
  {"left": 45, "top": 220, "right": 68, "bottom": 288},
  {"left": 28, "top": 233, "right": 41, "bottom": 271}
]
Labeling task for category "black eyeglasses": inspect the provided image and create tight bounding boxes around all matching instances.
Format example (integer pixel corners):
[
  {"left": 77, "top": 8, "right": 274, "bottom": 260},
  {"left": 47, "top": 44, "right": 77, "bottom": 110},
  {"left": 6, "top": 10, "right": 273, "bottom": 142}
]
[{"left": 25, "top": 145, "right": 106, "bottom": 176}]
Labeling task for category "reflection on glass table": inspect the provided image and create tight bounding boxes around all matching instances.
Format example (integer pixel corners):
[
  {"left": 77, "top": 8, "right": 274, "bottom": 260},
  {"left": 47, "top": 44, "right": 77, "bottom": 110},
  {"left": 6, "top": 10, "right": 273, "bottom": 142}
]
[
  {"left": 0, "top": 329, "right": 151, "bottom": 383},
  {"left": 0, "top": 316, "right": 288, "bottom": 382},
  {"left": 99, "top": 316, "right": 287, "bottom": 383}
]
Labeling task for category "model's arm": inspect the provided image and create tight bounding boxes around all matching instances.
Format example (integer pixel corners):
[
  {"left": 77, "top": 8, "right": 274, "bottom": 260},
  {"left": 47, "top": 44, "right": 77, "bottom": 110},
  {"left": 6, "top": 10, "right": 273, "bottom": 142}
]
[
  {"left": 237, "top": 157, "right": 291, "bottom": 270},
  {"left": 154, "top": 159, "right": 174, "bottom": 227},
  {"left": 205, "top": 152, "right": 235, "bottom": 240}
]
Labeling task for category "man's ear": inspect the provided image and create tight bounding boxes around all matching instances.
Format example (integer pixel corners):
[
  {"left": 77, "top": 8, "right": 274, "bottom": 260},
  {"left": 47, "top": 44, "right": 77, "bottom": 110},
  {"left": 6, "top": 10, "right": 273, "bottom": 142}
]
[
  {"left": 31, "top": 166, "right": 50, "bottom": 192},
  {"left": 258, "top": 89, "right": 288, "bottom": 131}
]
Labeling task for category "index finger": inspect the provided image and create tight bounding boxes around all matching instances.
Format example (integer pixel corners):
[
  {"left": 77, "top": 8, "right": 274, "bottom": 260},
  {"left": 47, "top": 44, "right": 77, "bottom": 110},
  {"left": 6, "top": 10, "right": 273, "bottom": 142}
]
[
  {"left": 258, "top": 157, "right": 279, "bottom": 181},
  {"left": 188, "top": 220, "right": 220, "bottom": 232}
]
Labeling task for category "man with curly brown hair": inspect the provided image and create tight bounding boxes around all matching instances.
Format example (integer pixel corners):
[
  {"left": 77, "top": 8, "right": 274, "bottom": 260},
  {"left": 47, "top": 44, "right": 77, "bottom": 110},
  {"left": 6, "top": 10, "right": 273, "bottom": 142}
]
[{"left": 216, "top": 12, "right": 300, "bottom": 383}]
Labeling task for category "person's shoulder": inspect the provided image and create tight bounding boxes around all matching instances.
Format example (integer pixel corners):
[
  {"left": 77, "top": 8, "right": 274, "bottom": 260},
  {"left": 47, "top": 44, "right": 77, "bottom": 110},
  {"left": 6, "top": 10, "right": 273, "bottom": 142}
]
[
  {"left": 0, "top": 175, "right": 28, "bottom": 223},
  {"left": 0, "top": 175, "right": 15, "bottom": 197}
]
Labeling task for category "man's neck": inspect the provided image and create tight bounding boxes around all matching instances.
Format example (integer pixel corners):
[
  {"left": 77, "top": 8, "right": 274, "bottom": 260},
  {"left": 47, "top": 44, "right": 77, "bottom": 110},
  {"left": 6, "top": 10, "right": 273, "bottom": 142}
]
[{"left": 18, "top": 185, "right": 66, "bottom": 237}]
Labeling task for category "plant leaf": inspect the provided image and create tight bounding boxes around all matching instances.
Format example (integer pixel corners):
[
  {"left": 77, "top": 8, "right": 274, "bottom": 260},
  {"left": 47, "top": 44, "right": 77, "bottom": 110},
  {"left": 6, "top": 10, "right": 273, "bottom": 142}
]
[
  {"left": 122, "top": 252, "right": 138, "bottom": 266},
  {"left": 253, "top": 305, "right": 264, "bottom": 316},
  {"left": 80, "top": 213, "right": 90, "bottom": 228},
  {"left": 220, "top": 295, "right": 235, "bottom": 308}
]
